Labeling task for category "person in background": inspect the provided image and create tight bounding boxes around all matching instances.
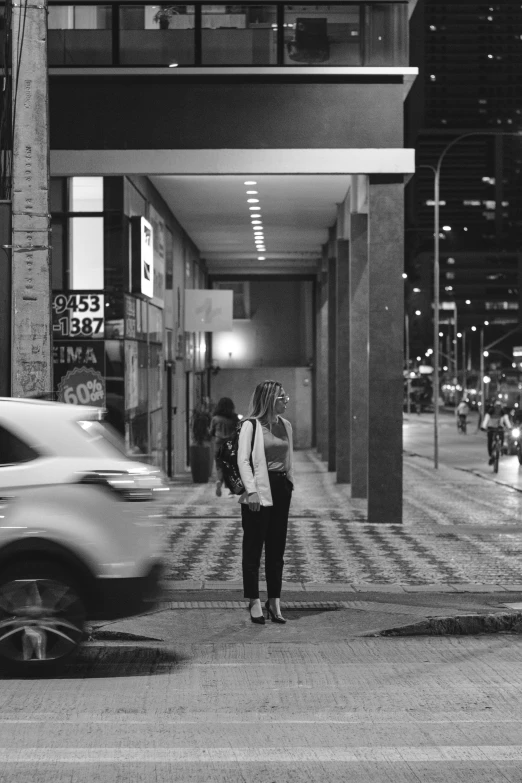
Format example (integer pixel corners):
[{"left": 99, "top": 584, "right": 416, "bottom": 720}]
[
  {"left": 481, "top": 400, "right": 512, "bottom": 465},
  {"left": 456, "top": 398, "right": 469, "bottom": 431},
  {"left": 209, "top": 397, "right": 239, "bottom": 497},
  {"left": 238, "top": 380, "right": 294, "bottom": 625}
]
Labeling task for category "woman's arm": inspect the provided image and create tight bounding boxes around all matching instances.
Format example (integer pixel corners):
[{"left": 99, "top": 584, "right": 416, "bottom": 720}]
[{"left": 238, "top": 420, "right": 258, "bottom": 496}]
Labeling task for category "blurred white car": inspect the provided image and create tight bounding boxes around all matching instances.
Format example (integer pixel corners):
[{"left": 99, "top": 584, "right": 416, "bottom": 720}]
[{"left": 0, "top": 398, "right": 169, "bottom": 674}]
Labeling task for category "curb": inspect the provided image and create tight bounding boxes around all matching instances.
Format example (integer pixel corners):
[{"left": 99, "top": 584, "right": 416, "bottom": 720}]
[
  {"left": 374, "top": 611, "right": 522, "bottom": 637},
  {"left": 405, "top": 450, "right": 522, "bottom": 494}
]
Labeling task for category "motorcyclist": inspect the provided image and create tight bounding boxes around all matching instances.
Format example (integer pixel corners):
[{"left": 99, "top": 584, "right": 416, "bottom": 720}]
[
  {"left": 481, "top": 401, "right": 512, "bottom": 465},
  {"left": 456, "top": 398, "right": 470, "bottom": 431}
]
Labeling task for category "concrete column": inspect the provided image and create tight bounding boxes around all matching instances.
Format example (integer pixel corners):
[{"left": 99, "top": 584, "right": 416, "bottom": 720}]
[
  {"left": 336, "top": 239, "right": 350, "bottom": 483},
  {"left": 367, "top": 178, "right": 404, "bottom": 523},
  {"left": 315, "top": 259, "right": 329, "bottom": 459},
  {"left": 11, "top": 0, "right": 51, "bottom": 396},
  {"left": 350, "top": 214, "right": 369, "bottom": 499},
  {"left": 327, "top": 255, "right": 337, "bottom": 471}
]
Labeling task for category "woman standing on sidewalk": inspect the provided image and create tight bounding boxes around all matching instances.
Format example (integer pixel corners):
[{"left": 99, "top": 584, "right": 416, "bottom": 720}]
[
  {"left": 210, "top": 397, "right": 239, "bottom": 497},
  {"left": 238, "top": 380, "right": 294, "bottom": 625}
]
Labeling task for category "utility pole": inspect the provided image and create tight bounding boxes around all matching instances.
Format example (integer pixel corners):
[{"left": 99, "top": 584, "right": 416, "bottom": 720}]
[
  {"left": 11, "top": 0, "right": 52, "bottom": 397},
  {"left": 405, "top": 313, "right": 411, "bottom": 416}
]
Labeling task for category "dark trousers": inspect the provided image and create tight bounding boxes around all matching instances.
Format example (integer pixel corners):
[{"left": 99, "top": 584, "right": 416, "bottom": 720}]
[
  {"left": 241, "top": 473, "right": 293, "bottom": 599},
  {"left": 487, "top": 428, "right": 504, "bottom": 456}
]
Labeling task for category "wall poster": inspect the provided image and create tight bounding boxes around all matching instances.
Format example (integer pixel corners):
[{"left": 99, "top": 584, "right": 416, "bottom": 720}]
[
  {"left": 53, "top": 340, "right": 106, "bottom": 407},
  {"left": 52, "top": 293, "right": 105, "bottom": 339}
]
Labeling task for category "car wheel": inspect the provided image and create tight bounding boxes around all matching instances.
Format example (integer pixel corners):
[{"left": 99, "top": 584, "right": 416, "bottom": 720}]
[{"left": 0, "top": 560, "right": 86, "bottom": 675}]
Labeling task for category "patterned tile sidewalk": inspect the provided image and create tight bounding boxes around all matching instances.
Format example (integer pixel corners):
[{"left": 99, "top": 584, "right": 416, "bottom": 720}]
[{"left": 164, "top": 451, "right": 522, "bottom": 586}]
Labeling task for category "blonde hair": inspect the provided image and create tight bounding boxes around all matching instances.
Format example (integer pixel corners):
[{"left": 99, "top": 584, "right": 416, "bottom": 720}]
[{"left": 248, "top": 380, "right": 283, "bottom": 424}]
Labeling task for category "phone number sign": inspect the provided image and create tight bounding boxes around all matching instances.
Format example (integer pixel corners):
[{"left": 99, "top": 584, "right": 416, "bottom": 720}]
[{"left": 52, "top": 293, "right": 105, "bottom": 339}]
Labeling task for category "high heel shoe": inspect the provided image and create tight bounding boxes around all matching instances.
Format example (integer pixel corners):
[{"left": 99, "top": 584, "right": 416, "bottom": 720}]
[
  {"left": 265, "top": 600, "right": 287, "bottom": 624},
  {"left": 249, "top": 602, "right": 265, "bottom": 625}
]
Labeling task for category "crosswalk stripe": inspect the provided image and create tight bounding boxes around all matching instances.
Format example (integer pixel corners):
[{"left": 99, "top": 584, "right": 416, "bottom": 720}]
[{"left": 0, "top": 746, "right": 521, "bottom": 763}]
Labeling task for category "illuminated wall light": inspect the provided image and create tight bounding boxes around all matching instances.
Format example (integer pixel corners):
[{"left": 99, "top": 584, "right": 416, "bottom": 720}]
[
  {"left": 244, "top": 180, "right": 257, "bottom": 185},
  {"left": 442, "top": 225, "right": 452, "bottom": 231},
  {"left": 246, "top": 191, "right": 258, "bottom": 195},
  {"left": 213, "top": 332, "right": 246, "bottom": 362},
  {"left": 247, "top": 199, "right": 259, "bottom": 203},
  {"left": 258, "top": 256, "right": 266, "bottom": 260},
  {"left": 402, "top": 273, "right": 407, "bottom": 279},
  {"left": 249, "top": 206, "right": 261, "bottom": 211}
]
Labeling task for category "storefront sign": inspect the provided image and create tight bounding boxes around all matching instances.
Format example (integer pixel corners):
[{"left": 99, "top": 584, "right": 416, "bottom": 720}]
[
  {"left": 131, "top": 217, "right": 154, "bottom": 298},
  {"left": 184, "top": 289, "right": 233, "bottom": 332},
  {"left": 149, "top": 205, "right": 165, "bottom": 308},
  {"left": 53, "top": 340, "right": 106, "bottom": 407},
  {"left": 52, "top": 293, "right": 105, "bottom": 339}
]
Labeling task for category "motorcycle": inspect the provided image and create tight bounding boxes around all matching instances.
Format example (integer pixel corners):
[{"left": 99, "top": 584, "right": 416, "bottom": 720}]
[{"left": 506, "top": 427, "right": 522, "bottom": 464}]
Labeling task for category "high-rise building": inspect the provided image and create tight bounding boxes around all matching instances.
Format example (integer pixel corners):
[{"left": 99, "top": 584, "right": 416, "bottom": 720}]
[{"left": 406, "top": 0, "right": 522, "bottom": 366}]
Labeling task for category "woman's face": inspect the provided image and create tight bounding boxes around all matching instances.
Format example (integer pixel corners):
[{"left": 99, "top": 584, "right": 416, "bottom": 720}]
[{"left": 274, "top": 388, "right": 289, "bottom": 416}]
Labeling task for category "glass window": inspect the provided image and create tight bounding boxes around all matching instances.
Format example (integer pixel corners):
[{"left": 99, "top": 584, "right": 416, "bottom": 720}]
[
  {"left": 70, "top": 177, "right": 104, "bottom": 212},
  {"left": 69, "top": 217, "right": 104, "bottom": 290},
  {"left": 214, "top": 281, "right": 250, "bottom": 319},
  {"left": 120, "top": 5, "right": 195, "bottom": 65},
  {"left": 48, "top": 5, "right": 112, "bottom": 65},
  {"left": 364, "top": 3, "right": 408, "bottom": 66},
  {"left": 148, "top": 304, "right": 163, "bottom": 344},
  {"left": 202, "top": 5, "right": 277, "bottom": 65},
  {"left": 0, "top": 424, "right": 40, "bottom": 466},
  {"left": 76, "top": 420, "right": 128, "bottom": 458},
  {"left": 284, "top": 4, "right": 361, "bottom": 65}
]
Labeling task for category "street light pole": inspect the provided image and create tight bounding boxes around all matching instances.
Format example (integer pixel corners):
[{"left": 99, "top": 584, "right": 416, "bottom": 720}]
[
  {"left": 480, "top": 327, "right": 485, "bottom": 416},
  {"left": 433, "top": 166, "right": 440, "bottom": 468},
  {"left": 462, "top": 330, "right": 466, "bottom": 399},
  {"left": 405, "top": 313, "right": 411, "bottom": 416},
  {"left": 453, "top": 302, "right": 458, "bottom": 396}
]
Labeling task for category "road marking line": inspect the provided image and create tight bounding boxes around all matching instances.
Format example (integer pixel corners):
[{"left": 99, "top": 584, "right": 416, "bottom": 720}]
[
  {"left": 0, "top": 715, "right": 522, "bottom": 728},
  {"left": 0, "top": 747, "right": 520, "bottom": 763}
]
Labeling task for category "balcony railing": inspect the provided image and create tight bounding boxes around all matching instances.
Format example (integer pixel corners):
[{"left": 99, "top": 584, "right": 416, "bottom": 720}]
[{"left": 38, "top": 2, "right": 409, "bottom": 68}]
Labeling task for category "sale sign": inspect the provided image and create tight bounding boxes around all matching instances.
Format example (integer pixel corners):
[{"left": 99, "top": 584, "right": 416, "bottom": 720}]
[
  {"left": 53, "top": 340, "right": 106, "bottom": 407},
  {"left": 57, "top": 367, "right": 105, "bottom": 406}
]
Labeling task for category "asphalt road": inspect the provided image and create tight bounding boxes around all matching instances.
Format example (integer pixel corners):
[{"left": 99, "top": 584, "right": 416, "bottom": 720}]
[
  {"left": 403, "top": 411, "right": 522, "bottom": 490},
  {"left": 2, "top": 620, "right": 522, "bottom": 782}
]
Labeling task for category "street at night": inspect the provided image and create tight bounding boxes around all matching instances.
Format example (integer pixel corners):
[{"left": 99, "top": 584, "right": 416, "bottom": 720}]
[{"left": 3, "top": 0, "right": 522, "bottom": 781}]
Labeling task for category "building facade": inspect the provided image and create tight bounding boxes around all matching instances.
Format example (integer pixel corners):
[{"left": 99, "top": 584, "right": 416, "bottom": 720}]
[
  {"left": 43, "top": 0, "right": 416, "bottom": 520},
  {"left": 406, "top": 0, "right": 522, "bottom": 368}
]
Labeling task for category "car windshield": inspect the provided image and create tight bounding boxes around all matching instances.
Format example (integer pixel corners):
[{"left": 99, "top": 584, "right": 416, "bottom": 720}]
[{"left": 76, "top": 420, "right": 129, "bottom": 459}]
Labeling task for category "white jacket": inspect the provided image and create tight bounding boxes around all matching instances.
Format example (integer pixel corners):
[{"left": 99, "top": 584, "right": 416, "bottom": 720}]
[{"left": 237, "top": 417, "right": 294, "bottom": 506}]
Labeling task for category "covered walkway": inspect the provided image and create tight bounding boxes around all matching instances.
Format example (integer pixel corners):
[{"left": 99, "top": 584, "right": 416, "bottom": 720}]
[{"left": 164, "top": 451, "right": 522, "bottom": 588}]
